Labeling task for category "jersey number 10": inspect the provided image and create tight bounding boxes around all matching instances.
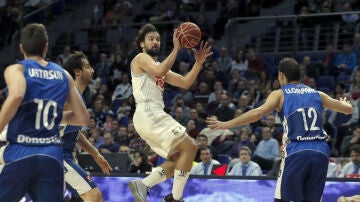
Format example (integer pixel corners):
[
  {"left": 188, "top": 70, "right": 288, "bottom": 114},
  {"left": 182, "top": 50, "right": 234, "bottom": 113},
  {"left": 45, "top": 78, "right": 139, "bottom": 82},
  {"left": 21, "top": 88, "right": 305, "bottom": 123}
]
[{"left": 34, "top": 99, "right": 58, "bottom": 130}]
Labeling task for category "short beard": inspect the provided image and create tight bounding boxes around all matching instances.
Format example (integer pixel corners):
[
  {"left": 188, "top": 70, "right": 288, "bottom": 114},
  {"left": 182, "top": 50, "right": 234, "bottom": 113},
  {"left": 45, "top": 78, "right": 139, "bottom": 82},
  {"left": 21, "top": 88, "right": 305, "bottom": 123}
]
[{"left": 145, "top": 48, "right": 159, "bottom": 57}]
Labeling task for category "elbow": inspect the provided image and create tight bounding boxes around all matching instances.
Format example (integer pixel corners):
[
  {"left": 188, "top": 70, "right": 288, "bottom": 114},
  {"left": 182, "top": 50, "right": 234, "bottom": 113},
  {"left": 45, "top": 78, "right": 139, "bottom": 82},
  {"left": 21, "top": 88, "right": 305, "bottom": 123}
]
[
  {"left": 155, "top": 69, "right": 169, "bottom": 77},
  {"left": 181, "top": 83, "right": 192, "bottom": 90},
  {"left": 83, "top": 114, "right": 91, "bottom": 126},
  {"left": 9, "top": 93, "right": 24, "bottom": 104},
  {"left": 344, "top": 107, "right": 354, "bottom": 115},
  {"left": 79, "top": 112, "right": 90, "bottom": 126}
]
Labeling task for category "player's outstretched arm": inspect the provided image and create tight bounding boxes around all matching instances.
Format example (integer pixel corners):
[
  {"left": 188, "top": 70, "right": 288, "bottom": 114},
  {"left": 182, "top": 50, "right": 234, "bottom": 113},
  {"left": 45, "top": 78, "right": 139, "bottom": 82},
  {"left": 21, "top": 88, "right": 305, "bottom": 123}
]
[
  {"left": 0, "top": 64, "right": 26, "bottom": 132},
  {"left": 133, "top": 28, "right": 181, "bottom": 76},
  {"left": 62, "top": 71, "right": 90, "bottom": 126},
  {"left": 319, "top": 91, "right": 353, "bottom": 115},
  {"left": 165, "top": 41, "right": 213, "bottom": 89},
  {"left": 207, "top": 90, "right": 281, "bottom": 130},
  {"left": 77, "top": 131, "right": 112, "bottom": 175}
]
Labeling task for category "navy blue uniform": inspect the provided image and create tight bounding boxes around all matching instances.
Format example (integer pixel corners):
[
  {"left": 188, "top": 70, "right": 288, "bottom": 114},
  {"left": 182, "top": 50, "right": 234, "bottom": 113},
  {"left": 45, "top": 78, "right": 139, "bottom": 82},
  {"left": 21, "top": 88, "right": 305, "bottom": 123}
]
[
  {"left": 61, "top": 94, "right": 97, "bottom": 195},
  {"left": 0, "top": 59, "right": 69, "bottom": 202},
  {"left": 275, "top": 83, "right": 329, "bottom": 201}
]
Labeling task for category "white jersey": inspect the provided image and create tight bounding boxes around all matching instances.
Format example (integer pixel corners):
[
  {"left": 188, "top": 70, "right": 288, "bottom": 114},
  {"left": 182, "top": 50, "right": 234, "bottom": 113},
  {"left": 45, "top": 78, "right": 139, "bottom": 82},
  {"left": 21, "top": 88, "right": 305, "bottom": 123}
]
[
  {"left": 131, "top": 53, "right": 165, "bottom": 110},
  {"left": 130, "top": 53, "right": 187, "bottom": 158}
]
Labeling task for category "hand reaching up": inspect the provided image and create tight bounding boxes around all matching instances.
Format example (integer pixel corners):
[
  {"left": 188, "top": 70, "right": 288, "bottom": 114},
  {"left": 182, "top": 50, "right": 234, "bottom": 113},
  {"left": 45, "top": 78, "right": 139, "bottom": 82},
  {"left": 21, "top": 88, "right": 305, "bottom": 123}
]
[{"left": 193, "top": 41, "right": 213, "bottom": 64}]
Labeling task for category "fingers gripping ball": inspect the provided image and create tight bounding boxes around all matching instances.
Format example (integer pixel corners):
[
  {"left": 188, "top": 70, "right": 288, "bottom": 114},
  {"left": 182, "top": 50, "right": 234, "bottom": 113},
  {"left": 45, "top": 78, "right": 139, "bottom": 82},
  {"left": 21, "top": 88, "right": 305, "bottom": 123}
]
[{"left": 177, "top": 22, "right": 201, "bottom": 49}]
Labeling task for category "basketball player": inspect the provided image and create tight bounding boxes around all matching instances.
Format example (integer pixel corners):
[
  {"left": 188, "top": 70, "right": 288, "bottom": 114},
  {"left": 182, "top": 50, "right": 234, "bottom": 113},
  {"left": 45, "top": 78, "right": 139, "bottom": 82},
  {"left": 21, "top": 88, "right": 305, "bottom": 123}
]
[
  {"left": 207, "top": 58, "right": 353, "bottom": 202},
  {"left": 61, "top": 51, "right": 112, "bottom": 202},
  {"left": 0, "top": 23, "right": 89, "bottom": 201},
  {"left": 128, "top": 24, "right": 212, "bottom": 202}
]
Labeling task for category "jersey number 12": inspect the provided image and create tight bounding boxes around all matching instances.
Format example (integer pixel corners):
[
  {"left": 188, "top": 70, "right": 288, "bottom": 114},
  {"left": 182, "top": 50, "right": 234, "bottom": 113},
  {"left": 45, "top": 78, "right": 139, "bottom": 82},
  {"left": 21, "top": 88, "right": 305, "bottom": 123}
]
[{"left": 297, "top": 107, "right": 320, "bottom": 131}]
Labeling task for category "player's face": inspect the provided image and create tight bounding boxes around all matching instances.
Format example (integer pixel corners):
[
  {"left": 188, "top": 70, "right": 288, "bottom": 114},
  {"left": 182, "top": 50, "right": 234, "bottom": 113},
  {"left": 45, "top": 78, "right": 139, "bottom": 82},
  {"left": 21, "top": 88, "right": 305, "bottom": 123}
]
[
  {"left": 80, "top": 59, "right": 94, "bottom": 85},
  {"left": 143, "top": 32, "right": 160, "bottom": 57}
]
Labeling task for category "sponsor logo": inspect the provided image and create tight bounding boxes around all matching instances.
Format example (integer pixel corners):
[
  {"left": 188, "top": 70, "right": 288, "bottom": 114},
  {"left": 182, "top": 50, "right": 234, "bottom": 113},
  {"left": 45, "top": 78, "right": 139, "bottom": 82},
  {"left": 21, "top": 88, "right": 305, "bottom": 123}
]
[
  {"left": 296, "top": 135, "right": 327, "bottom": 141},
  {"left": 158, "top": 169, "right": 166, "bottom": 178},
  {"left": 17, "top": 134, "right": 61, "bottom": 144},
  {"left": 155, "top": 76, "right": 164, "bottom": 90},
  {"left": 86, "top": 175, "right": 93, "bottom": 182},
  {"left": 178, "top": 170, "right": 187, "bottom": 177}
]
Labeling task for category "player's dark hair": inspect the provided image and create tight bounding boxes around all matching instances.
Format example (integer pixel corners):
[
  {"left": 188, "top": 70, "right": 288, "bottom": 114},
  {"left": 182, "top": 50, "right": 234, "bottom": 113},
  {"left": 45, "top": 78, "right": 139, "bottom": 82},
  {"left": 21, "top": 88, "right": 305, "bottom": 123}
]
[
  {"left": 278, "top": 58, "right": 300, "bottom": 82},
  {"left": 20, "top": 23, "right": 48, "bottom": 57},
  {"left": 63, "top": 51, "right": 88, "bottom": 79},
  {"left": 135, "top": 23, "right": 158, "bottom": 52}
]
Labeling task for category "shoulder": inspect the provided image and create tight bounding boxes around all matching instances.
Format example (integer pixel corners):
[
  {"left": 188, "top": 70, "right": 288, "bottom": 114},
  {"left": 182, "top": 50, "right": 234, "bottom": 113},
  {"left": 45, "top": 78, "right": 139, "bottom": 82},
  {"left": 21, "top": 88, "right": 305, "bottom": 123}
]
[
  {"left": 192, "top": 162, "right": 202, "bottom": 168},
  {"left": 232, "top": 162, "right": 241, "bottom": 168},
  {"left": 5, "top": 63, "right": 23, "bottom": 72},
  {"left": 250, "top": 161, "right": 261, "bottom": 168},
  {"left": 212, "top": 159, "right": 220, "bottom": 164}
]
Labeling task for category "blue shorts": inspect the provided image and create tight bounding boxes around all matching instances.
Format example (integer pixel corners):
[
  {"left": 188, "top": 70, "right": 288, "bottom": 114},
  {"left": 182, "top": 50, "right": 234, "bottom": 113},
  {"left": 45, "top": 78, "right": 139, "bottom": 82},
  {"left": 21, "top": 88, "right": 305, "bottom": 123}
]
[
  {"left": 0, "top": 155, "right": 64, "bottom": 202},
  {"left": 64, "top": 157, "right": 97, "bottom": 195},
  {"left": 275, "top": 150, "right": 328, "bottom": 201}
]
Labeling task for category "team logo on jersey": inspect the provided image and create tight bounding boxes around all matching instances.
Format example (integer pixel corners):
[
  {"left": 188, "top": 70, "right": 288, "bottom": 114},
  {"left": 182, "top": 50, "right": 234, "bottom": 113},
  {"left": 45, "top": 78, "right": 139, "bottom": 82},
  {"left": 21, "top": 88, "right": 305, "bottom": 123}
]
[
  {"left": 86, "top": 175, "right": 93, "bottom": 182},
  {"left": 171, "top": 126, "right": 182, "bottom": 136},
  {"left": 155, "top": 76, "right": 164, "bottom": 90}
]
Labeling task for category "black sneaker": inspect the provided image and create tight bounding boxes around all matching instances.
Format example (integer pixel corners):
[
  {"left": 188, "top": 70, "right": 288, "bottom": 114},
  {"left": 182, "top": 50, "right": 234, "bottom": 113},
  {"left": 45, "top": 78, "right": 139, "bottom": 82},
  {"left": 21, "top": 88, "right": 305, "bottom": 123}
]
[{"left": 162, "top": 193, "right": 184, "bottom": 202}]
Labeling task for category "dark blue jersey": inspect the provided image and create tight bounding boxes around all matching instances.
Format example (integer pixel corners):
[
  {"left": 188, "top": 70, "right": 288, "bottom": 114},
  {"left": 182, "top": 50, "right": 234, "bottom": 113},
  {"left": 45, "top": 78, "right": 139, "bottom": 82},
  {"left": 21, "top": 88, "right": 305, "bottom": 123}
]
[
  {"left": 4, "top": 59, "right": 69, "bottom": 146},
  {"left": 279, "top": 83, "right": 329, "bottom": 157},
  {"left": 61, "top": 90, "right": 85, "bottom": 157}
]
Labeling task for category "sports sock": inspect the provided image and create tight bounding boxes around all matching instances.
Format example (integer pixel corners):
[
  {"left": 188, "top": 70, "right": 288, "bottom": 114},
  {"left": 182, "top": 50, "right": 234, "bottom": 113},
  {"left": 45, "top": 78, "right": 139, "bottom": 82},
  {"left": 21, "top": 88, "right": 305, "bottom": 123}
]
[
  {"left": 172, "top": 169, "right": 190, "bottom": 200},
  {"left": 142, "top": 167, "right": 167, "bottom": 188}
]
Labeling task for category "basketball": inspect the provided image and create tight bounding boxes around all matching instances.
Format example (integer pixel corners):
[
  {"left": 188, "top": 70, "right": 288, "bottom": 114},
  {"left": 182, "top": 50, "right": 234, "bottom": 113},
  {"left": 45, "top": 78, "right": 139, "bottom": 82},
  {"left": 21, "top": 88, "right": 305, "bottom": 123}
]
[{"left": 177, "top": 22, "right": 201, "bottom": 49}]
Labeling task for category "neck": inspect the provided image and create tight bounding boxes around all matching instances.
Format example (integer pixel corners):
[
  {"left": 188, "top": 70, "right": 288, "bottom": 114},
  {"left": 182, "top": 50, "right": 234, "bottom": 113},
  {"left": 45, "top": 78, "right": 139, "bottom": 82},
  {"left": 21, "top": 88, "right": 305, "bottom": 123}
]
[
  {"left": 74, "top": 80, "right": 87, "bottom": 93},
  {"left": 26, "top": 55, "right": 44, "bottom": 61},
  {"left": 152, "top": 56, "right": 158, "bottom": 62}
]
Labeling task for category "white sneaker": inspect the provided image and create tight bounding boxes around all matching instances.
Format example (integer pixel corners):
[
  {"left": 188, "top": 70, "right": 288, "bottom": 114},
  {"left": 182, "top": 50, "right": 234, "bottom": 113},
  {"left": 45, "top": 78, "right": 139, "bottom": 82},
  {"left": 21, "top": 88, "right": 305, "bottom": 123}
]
[{"left": 128, "top": 180, "right": 150, "bottom": 202}]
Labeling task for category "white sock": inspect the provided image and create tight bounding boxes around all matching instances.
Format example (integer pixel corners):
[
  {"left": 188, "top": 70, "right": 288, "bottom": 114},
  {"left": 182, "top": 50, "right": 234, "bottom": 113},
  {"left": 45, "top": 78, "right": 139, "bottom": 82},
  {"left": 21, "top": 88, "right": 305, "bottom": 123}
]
[
  {"left": 142, "top": 167, "right": 167, "bottom": 188},
  {"left": 172, "top": 169, "right": 190, "bottom": 200}
]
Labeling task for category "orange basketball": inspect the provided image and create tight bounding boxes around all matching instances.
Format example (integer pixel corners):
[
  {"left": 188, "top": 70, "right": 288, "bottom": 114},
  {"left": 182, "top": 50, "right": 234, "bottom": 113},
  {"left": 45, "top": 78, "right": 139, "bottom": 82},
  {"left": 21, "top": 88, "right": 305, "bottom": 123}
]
[{"left": 177, "top": 22, "right": 201, "bottom": 49}]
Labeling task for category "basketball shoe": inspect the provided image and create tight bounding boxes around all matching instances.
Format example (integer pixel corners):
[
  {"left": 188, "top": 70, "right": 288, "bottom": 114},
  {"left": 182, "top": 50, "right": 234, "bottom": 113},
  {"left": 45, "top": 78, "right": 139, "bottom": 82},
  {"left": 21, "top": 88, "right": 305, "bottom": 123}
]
[
  {"left": 162, "top": 193, "right": 184, "bottom": 202},
  {"left": 128, "top": 180, "right": 150, "bottom": 202}
]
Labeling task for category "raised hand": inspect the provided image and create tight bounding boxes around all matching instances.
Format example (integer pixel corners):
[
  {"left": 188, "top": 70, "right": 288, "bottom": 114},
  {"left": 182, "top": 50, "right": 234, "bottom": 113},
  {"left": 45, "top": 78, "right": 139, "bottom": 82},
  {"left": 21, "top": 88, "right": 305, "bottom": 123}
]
[
  {"left": 192, "top": 41, "right": 213, "bottom": 64},
  {"left": 173, "top": 27, "right": 181, "bottom": 50}
]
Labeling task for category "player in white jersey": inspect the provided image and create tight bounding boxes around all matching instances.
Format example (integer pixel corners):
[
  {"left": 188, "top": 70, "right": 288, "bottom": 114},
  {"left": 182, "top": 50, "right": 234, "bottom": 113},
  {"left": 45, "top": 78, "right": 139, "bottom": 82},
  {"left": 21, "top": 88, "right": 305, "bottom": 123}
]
[
  {"left": 128, "top": 24, "right": 212, "bottom": 202},
  {"left": 207, "top": 58, "right": 353, "bottom": 201}
]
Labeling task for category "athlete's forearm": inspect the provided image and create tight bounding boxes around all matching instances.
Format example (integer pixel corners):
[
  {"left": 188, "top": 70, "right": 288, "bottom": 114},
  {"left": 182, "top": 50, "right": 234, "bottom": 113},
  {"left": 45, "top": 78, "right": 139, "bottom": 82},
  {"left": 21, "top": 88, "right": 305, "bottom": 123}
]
[
  {"left": 181, "top": 61, "right": 203, "bottom": 89},
  {"left": 77, "top": 131, "right": 101, "bottom": 157},
  {"left": 158, "top": 48, "right": 179, "bottom": 75},
  {"left": 226, "top": 108, "right": 264, "bottom": 129}
]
